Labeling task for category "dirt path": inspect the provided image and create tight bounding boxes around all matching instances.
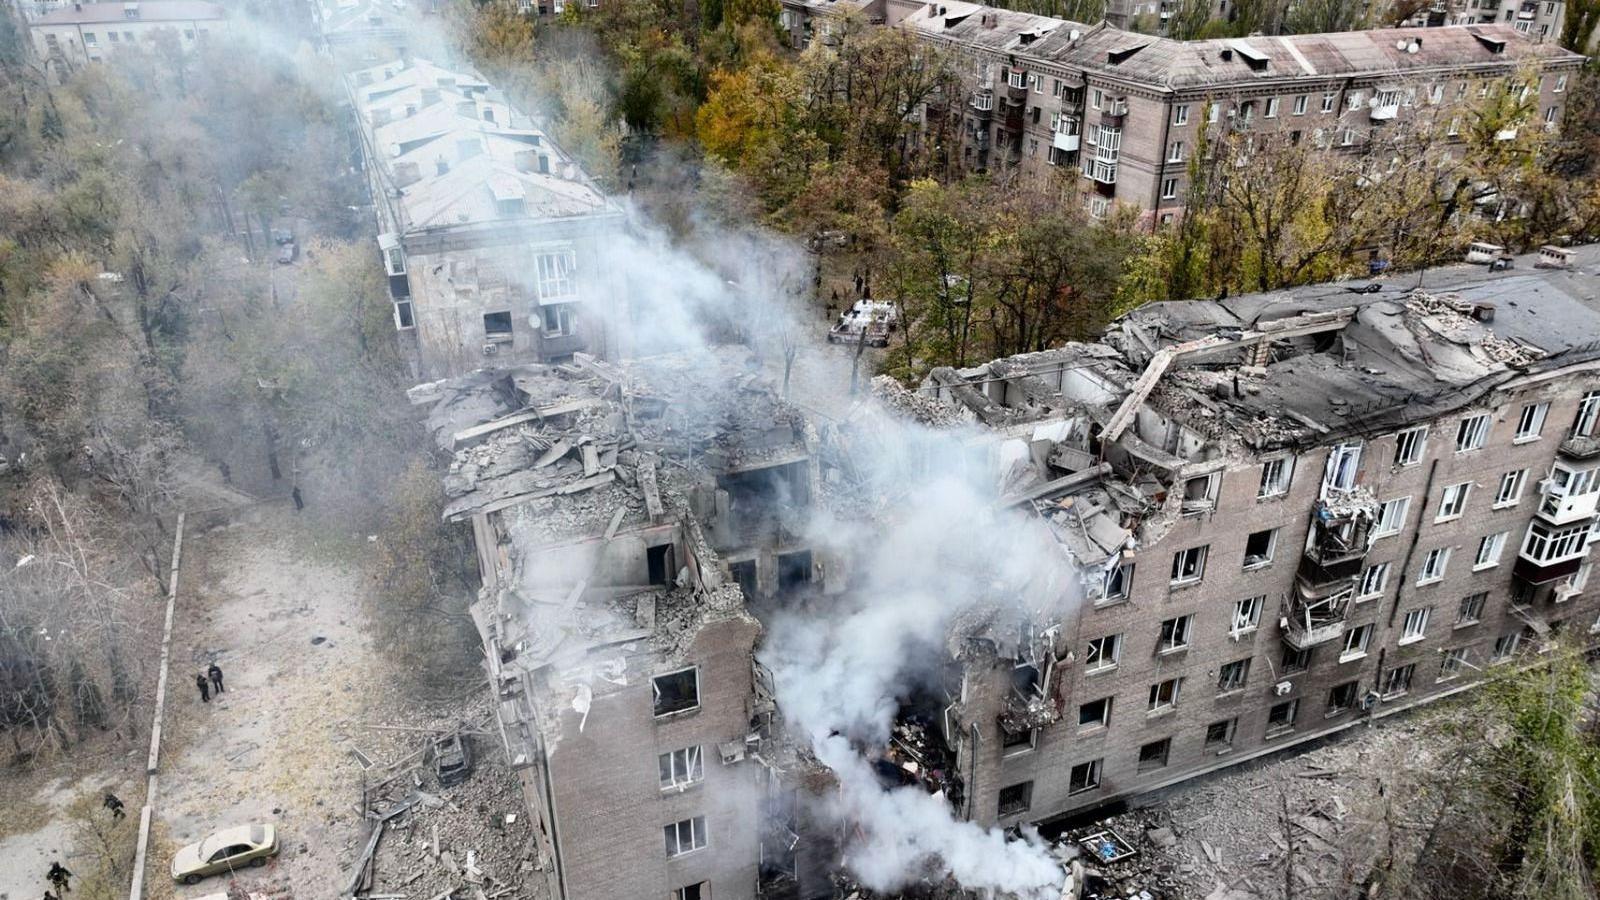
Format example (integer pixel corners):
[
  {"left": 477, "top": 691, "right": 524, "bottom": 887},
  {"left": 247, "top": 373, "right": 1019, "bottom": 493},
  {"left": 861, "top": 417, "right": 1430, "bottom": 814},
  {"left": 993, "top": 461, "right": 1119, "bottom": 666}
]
[{"left": 152, "top": 505, "right": 381, "bottom": 899}]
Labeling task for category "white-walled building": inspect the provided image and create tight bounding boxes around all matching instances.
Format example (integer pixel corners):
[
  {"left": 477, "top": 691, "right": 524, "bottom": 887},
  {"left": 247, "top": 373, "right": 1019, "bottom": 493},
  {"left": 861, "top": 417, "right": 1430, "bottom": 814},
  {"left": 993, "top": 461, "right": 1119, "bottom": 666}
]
[{"left": 29, "top": 0, "right": 225, "bottom": 73}]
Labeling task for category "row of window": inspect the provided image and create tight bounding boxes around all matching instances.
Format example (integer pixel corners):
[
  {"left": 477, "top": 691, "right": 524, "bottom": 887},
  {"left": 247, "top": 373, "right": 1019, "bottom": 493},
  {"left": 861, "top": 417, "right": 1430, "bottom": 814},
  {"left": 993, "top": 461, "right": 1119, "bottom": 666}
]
[
  {"left": 78, "top": 26, "right": 202, "bottom": 47},
  {"left": 1166, "top": 74, "right": 1569, "bottom": 131},
  {"left": 1031, "top": 635, "right": 1543, "bottom": 808}
]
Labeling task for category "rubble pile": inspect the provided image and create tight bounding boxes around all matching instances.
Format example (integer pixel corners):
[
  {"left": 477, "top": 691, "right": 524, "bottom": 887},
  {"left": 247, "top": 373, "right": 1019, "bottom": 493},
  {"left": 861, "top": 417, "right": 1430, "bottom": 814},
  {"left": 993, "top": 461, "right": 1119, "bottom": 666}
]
[
  {"left": 359, "top": 735, "right": 542, "bottom": 900},
  {"left": 1043, "top": 707, "right": 1455, "bottom": 900}
]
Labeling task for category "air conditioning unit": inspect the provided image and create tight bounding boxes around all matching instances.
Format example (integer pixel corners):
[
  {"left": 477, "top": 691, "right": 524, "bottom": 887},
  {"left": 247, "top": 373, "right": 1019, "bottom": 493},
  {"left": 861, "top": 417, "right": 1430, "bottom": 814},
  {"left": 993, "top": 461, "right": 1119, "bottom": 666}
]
[
  {"left": 1273, "top": 681, "right": 1293, "bottom": 696},
  {"left": 481, "top": 343, "right": 499, "bottom": 356},
  {"left": 718, "top": 741, "right": 746, "bottom": 765},
  {"left": 1361, "top": 691, "right": 1381, "bottom": 710}
]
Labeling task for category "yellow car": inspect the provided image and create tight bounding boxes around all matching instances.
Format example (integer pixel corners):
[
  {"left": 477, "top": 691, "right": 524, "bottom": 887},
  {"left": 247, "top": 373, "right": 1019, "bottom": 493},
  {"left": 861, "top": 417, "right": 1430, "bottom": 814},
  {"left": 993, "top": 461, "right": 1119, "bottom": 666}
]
[{"left": 170, "top": 824, "right": 279, "bottom": 884}]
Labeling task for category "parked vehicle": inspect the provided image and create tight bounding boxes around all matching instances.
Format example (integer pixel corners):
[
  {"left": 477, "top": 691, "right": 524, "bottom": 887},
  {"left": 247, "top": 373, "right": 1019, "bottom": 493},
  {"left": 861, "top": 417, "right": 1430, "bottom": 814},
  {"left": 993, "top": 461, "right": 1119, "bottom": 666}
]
[
  {"left": 276, "top": 242, "right": 297, "bottom": 265},
  {"left": 170, "top": 824, "right": 279, "bottom": 884},
  {"left": 434, "top": 731, "right": 473, "bottom": 787}
]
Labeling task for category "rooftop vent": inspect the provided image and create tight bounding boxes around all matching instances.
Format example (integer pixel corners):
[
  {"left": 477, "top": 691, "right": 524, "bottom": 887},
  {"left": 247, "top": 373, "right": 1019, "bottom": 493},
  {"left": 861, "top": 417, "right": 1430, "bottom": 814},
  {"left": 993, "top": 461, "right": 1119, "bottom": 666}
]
[{"left": 1471, "top": 31, "right": 1507, "bottom": 53}]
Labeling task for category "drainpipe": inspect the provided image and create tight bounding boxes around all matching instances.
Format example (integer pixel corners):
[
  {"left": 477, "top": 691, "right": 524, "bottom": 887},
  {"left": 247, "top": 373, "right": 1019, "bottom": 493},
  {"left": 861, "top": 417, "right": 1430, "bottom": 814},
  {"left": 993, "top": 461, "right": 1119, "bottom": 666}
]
[
  {"left": 1149, "top": 93, "right": 1175, "bottom": 231},
  {"left": 966, "top": 722, "right": 980, "bottom": 822}
]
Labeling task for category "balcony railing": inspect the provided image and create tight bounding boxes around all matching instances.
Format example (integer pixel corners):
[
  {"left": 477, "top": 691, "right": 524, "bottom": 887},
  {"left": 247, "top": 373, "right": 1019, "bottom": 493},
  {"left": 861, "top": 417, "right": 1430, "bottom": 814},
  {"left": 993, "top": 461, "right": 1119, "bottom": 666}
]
[
  {"left": 1281, "top": 616, "right": 1347, "bottom": 650},
  {"left": 1538, "top": 483, "right": 1600, "bottom": 525},
  {"left": 1053, "top": 131, "right": 1080, "bottom": 152}
]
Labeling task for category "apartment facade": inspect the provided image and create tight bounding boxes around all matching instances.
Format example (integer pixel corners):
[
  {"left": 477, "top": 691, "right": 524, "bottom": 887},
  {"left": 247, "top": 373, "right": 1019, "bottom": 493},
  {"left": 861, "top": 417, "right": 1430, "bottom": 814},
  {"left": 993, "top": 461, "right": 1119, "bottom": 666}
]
[
  {"left": 897, "top": 3, "right": 1585, "bottom": 224},
  {"left": 29, "top": 0, "right": 225, "bottom": 74},
  {"left": 922, "top": 244, "right": 1600, "bottom": 827},
  {"left": 345, "top": 58, "right": 629, "bottom": 378}
]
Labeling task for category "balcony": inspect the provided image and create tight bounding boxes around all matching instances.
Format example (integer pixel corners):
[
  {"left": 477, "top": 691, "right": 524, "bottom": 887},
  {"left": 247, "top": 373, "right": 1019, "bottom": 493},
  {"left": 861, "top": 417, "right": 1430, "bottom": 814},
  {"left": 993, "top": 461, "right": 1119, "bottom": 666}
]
[
  {"left": 1100, "top": 101, "right": 1128, "bottom": 126},
  {"left": 1053, "top": 131, "right": 1080, "bottom": 152},
  {"left": 1538, "top": 481, "right": 1600, "bottom": 525},
  {"left": 1005, "top": 80, "right": 1028, "bottom": 103},
  {"left": 1281, "top": 587, "right": 1352, "bottom": 650},
  {"left": 1088, "top": 159, "right": 1118, "bottom": 184},
  {"left": 969, "top": 92, "right": 995, "bottom": 120},
  {"left": 1559, "top": 435, "right": 1600, "bottom": 459},
  {"left": 1370, "top": 103, "right": 1399, "bottom": 121}
]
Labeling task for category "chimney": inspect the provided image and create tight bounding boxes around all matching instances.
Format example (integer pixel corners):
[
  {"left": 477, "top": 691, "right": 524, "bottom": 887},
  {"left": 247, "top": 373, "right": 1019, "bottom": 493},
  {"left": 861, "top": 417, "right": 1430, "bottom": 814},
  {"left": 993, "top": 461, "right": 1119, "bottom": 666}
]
[
  {"left": 393, "top": 161, "right": 421, "bottom": 187},
  {"left": 1472, "top": 302, "right": 1496, "bottom": 322}
]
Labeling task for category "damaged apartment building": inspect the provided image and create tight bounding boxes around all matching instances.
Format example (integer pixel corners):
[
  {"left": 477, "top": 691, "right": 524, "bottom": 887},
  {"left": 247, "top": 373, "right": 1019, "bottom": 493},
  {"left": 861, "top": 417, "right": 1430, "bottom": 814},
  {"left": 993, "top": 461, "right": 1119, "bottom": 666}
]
[
  {"left": 412, "top": 351, "right": 837, "bottom": 900},
  {"left": 347, "top": 57, "right": 628, "bottom": 379},
  {"left": 916, "top": 243, "right": 1600, "bottom": 828}
]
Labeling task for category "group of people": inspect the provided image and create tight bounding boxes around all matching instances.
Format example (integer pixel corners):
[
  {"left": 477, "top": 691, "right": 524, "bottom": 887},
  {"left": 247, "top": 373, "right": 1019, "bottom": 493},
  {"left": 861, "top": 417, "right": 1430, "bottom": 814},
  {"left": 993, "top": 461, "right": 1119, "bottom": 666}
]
[
  {"left": 40, "top": 860, "right": 71, "bottom": 897},
  {"left": 195, "top": 662, "right": 226, "bottom": 702}
]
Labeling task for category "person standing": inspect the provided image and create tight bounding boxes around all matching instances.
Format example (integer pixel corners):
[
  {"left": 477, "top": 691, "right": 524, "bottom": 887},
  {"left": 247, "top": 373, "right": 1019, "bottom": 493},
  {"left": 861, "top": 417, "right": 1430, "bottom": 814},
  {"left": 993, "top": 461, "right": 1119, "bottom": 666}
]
[
  {"left": 47, "top": 860, "right": 71, "bottom": 892},
  {"left": 195, "top": 673, "right": 210, "bottom": 703},
  {"left": 208, "top": 663, "right": 225, "bottom": 695},
  {"left": 103, "top": 792, "right": 125, "bottom": 820}
]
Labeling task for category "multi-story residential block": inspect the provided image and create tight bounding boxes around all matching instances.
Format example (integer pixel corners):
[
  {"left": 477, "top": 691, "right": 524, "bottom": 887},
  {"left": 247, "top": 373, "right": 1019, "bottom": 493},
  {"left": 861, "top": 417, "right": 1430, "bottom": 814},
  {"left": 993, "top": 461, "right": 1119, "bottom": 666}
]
[
  {"left": 417, "top": 350, "right": 835, "bottom": 900},
  {"left": 315, "top": 0, "right": 413, "bottom": 69},
  {"left": 921, "top": 242, "right": 1600, "bottom": 826},
  {"left": 29, "top": 0, "right": 225, "bottom": 75},
  {"left": 345, "top": 58, "right": 629, "bottom": 378},
  {"left": 1408, "top": 0, "right": 1565, "bottom": 43},
  {"left": 782, "top": 0, "right": 1586, "bottom": 224}
]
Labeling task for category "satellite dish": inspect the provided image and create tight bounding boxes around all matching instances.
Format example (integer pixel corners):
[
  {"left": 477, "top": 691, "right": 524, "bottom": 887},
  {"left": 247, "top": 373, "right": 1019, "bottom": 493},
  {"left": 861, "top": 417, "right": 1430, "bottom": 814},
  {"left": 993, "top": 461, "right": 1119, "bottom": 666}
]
[
  {"left": 1407, "top": 42, "right": 1420, "bottom": 53},
  {"left": 1396, "top": 39, "right": 1408, "bottom": 50},
  {"left": 1070, "top": 28, "right": 1081, "bottom": 39}
]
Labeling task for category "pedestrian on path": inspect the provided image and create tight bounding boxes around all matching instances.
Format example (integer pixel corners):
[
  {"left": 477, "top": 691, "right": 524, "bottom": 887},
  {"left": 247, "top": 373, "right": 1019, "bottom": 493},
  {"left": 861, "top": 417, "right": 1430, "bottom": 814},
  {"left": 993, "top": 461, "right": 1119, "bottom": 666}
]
[
  {"left": 103, "top": 792, "right": 125, "bottom": 820},
  {"left": 195, "top": 672, "right": 210, "bottom": 703},
  {"left": 47, "top": 860, "right": 71, "bottom": 892},
  {"left": 291, "top": 486, "right": 304, "bottom": 511},
  {"left": 208, "top": 662, "right": 225, "bottom": 695}
]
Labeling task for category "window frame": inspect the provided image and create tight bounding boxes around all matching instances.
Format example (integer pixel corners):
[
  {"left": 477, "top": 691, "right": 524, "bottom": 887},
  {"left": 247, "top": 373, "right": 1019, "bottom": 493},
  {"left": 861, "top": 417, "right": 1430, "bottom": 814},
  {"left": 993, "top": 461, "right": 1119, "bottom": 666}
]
[
  {"left": 1148, "top": 677, "right": 1183, "bottom": 713},
  {"left": 1266, "top": 699, "right": 1299, "bottom": 734},
  {"left": 1137, "top": 738, "right": 1171, "bottom": 772},
  {"left": 1514, "top": 402, "right": 1549, "bottom": 442},
  {"left": 1357, "top": 562, "right": 1390, "bottom": 600},
  {"left": 1400, "top": 607, "right": 1432, "bottom": 644},
  {"left": 1475, "top": 532, "right": 1507, "bottom": 570},
  {"left": 1068, "top": 759, "right": 1103, "bottom": 794},
  {"left": 1170, "top": 545, "right": 1208, "bottom": 585},
  {"left": 1494, "top": 469, "right": 1526, "bottom": 508},
  {"left": 1157, "top": 614, "right": 1194, "bottom": 654},
  {"left": 1341, "top": 623, "right": 1372, "bottom": 661},
  {"left": 651, "top": 667, "right": 702, "bottom": 718},
  {"left": 1456, "top": 591, "right": 1487, "bottom": 626},
  {"left": 658, "top": 746, "right": 705, "bottom": 791},
  {"left": 1217, "top": 657, "right": 1251, "bottom": 693},
  {"left": 663, "top": 816, "right": 709, "bottom": 858},
  {"left": 1375, "top": 496, "right": 1411, "bottom": 537},
  {"left": 1077, "top": 696, "right": 1113, "bottom": 730},
  {"left": 1085, "top": 634, "right": 1122, "bottom": 674},
  {"left": 1454, "top": 413, "right": 1490, "bottom": 452},
  {"left": 1258, "top": 455, "right": 1294, "bottom": 498},
  {"left": 1231, "top": 595, "right": 1265, "bottom": 635},
  {"left": 1417, "top": 547, "right": 1451, "bottom": 584},
  {"left": 1436, "top": 482, "right": 1471, "bottom": 521}
]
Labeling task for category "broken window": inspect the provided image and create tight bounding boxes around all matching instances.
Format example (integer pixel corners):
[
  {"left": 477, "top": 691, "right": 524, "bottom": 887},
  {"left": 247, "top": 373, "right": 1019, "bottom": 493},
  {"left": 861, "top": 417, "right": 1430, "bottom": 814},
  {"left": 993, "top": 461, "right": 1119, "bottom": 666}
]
[
  {"left": 1381, "top": 664, "right": 1415, "bottom": 697},
  {"left": 1217, "top": 658, "right": 1251, "bottom": 693},
  {"left": 1281, "top": 646, "right": 1312, "bottom": 674},
  {"left": 1436, "top": 482, "right": 1471, "bottom": 521},
  {"left": 777, "top": 551, "right": 813, "bottom": 593},
  {"left": 1157, "top": 615, "right": 1193, "bottom": 653},
  {"left": 997, "top": 781, "right": 1033, "bottom": 816},
  {"left": 535, "top": 250, "right": 577, "bottom": 300},
  {"left": 652, "top": 668, "right": 700, "bottom": 717},
  {"left": 1417, "top": 547, "right": 1451, "bottom": 584},
  {"left": 1494, "top": 470, "right": 1526, "bottom": 507},
  {"left": 1204, "top": 718, "right": 1236, "bottom": 749},
  {"left": 646, "top": 543, "right": 677, "bottom": 587},
  {"left": 1078, "top": 696, "right": 1112, "bottom": 729},
  {"left": 1068, "top": 759, "right": 1102, "bottom": 794},
  {"left": 1266, "top": 699, "right": 1298, "bottom": 734},
  {"left": 541, "top": 304, "right": 576, "bottom": 338},
  {"left": 1085, "top": 634, "right": 1121, "bottom": 673},
  {"left": 1170, "top": 546, "right": 1207, "bottom": 585},
  {"left": 1457, "top": 591, "right": 1487, "bottom": 625},
  {"left": 1475, "top": 533, "right": 1507, "bottom": 569},
  {"left": 1401, "top": 607, "right": 1432, "bottom": 643},
  {"left": 1394, "top": 426, "right": 1427, "bottom": 466},
  {"left": 1327, "top": 680, "right": 1359, "bottom": 713},
  {"left": 729, "top": 559, "right": 757, "bottom": 599},
  {"left": 663, "top": 816, "right": 708, "bottom": 857},
  {"left": 1515, "top": 402, "right": 1549, "bottom": 441},
  {"left": 1258, "top": 456, "right": 1294, "bottom": 498},
  {"left": 1358, "top": 563, "right": 1389, "bottom": 599},
  {"left": 1492, "top": 631, "right": 1522, "bottom": 661},
  {"left": 483, "top": 310, "right": 513, "bottom": 340},
  {"left": 1001, "top": 725, "right": 1036, "bottom": 753},
  {"left": 1010, "top": 662, "right": 1043, "bottom": 698},
  {"left": 1439, "top": 647, "right": 1468, "bottom": 680},
  {"left": 1375, "top": 496, "right": 1410, "bottom": 536},
  {"left": 1574, "top": 391, "right": 1600, "bottom": 438},
  {"left": 1137, "top": 738, "right": 1171, "bottom": 772},
  {"left": 1243, "top": 528, "right": 1277, "bottom": 568},
  {"left": 658, "top": 746, "right": 704, "bottom": 790},
  {"left": 1231, "top": 595, "right": 1264, "bottom": 634},
  {"left": 1323, "top": 442, "right": 1363, "bottom": 494},
  {"left": 1341, "top": 624, "right": 1372, "bottom": 660},
  {"left": 1181, "top": 473, "right": 1220, "bottom": 513},
  {"left": 1148, "top": 677, "right": 1182, "bottom": 713},
  {"left": 1101, "top": 562, "right": 1133, "bottom": 604},
  {"left": 1454, "top": 413, "right": 1490, "bottom": 452},
  {"left": 673, "top": 883, "right": 708, "bottom": 900}
]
